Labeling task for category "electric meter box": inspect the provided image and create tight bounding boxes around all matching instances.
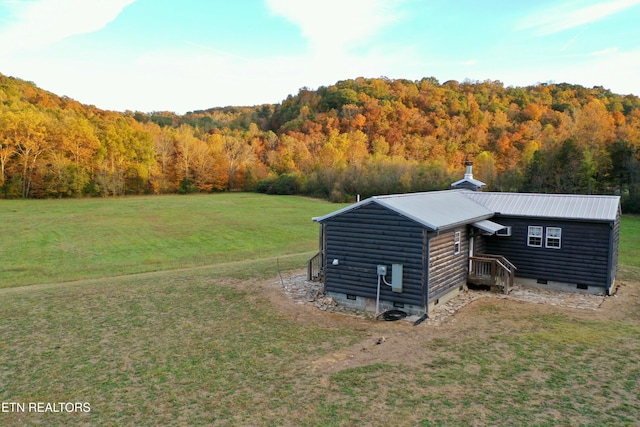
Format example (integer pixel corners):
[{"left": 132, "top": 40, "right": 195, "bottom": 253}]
[{"left": 391, "top": 264, "right": 403, "bottom": 293}]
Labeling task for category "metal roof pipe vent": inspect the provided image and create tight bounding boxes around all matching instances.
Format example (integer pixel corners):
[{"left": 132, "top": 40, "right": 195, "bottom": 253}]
[
  {"left": 464, "top": 160, "right": 474, "bottom": 179},
  {"left": 451, "top": 160, "right": 486, "bottom": 191}
]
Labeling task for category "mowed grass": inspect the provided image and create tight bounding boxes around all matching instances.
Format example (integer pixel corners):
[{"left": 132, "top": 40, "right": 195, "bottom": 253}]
[
  {"left": 323, "top": 316, "right": 640, "bottom": 426},
  {"left": 0, "top": 193, "right": 347, "bottom": 288},
  {"left": 0, "top": 195, "right": 639, "bottom": 426},
  {"left": 0, "top": 263, "right": 365, "bottom": 426},
  {"left": 619, "top": 215, "right": 640, "bottom": 276}
]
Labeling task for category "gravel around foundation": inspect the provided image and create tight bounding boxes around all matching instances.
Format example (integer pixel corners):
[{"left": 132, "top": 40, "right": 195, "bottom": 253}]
[{"left": 277, "top": 272, "right": 608, "bottom": 325}]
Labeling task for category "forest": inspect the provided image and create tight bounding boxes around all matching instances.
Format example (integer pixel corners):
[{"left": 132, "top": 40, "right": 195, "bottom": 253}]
[{"left": 2, "top": 72, "right": 640, "bottom": 211}]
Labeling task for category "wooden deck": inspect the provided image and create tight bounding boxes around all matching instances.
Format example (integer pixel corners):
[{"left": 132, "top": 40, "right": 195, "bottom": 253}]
[{"left": 468, "top": 254, "right": 516, "bottom": 294}]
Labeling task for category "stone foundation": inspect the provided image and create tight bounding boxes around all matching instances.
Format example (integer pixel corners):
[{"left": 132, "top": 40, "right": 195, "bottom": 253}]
[
  {"left": 428, "top": 284, "right": 467, "bottom": 312},
  {"left": 326, "top": 291, "right": 425, "bottom": 316},
  {"left": 326, "top": 284, "right": 468, "bottom": 317},
  {"left": 278, "top": 273, "right": 607, "bottom": 325},
  {"left": 516, "top": 277, "right": 608, "bottom": 296}
]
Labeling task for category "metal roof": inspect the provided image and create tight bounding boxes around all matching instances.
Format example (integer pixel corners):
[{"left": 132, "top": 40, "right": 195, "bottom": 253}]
[
  {"left": 313, "top": 189, "right": 621, "bottom": 229},
  {"left": 313, "top": 190, "right": 494, "bottom": 230},
  {"left": 472, "top": 219, "right": 508, "bottom": 234},
  {"left": 462, "top": 191, "right": 620, "bottom": 221}
]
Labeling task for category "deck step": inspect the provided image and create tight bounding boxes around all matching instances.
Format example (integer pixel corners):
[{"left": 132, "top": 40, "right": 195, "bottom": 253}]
[{"left": 468, "top": 254, "right": 516, "bottom": 294}]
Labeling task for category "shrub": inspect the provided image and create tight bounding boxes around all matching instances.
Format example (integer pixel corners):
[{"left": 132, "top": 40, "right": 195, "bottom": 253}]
[{"left": 256, "top": 173, "right": 304, "bottom": 195}]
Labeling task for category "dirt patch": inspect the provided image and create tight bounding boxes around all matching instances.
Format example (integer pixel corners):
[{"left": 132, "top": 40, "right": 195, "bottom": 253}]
[{"left": 257, "top": 270, "right": 639, "bottom": 375}]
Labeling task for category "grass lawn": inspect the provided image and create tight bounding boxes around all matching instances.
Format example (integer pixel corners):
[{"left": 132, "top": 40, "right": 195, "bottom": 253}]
[
  {"left": 0, "top": 193, "right": 348, "bottom": 288},
  {"left": 0, "top": 263, "right": 364, "bottom": 426},
  {"left": 619, "top": 215, "right": 640, "bottom": 273},
  {"left": 0, "top": 195, "right": 639, "bottom": 426}
]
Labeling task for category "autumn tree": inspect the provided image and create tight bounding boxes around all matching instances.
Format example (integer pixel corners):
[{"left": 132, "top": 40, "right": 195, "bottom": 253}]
[
  {"left": 174, "top": 124, "right": 200, "bottom": 192},
  {"left": 3, "top": 72, "right": 640, "bottom": 208},
  {"left": 11, "top": 108, "right": 50, "bottom": 197},
  {"left": 0, "top": 107, "right": 18, "bottom": 195},
  {"left": 146, "top": 122, "right": 176, "bottom": 193},
  {"left": 221, "top": 133, "right": 254, "bottom": 190},
  {"left": 573, "top": 99, "right": 615, "bottom": 193},
  {"left": 53, "top": 111, "right": 100, "bottom": 196},
  {"left": 93, "top": 115, "right": 153, "bottom": 196}
]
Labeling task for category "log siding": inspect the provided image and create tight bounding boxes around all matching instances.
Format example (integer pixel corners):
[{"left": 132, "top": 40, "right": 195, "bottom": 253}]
[
  {"left": 428, "top": 228, "right": 469, "bottom": 300},
  {"left": 314, "top": 191, "right": 620, "bottom": 314},
  {"left": 482, "top": 216, "right": 616, "bottom": 290},
  {"left": 322, "top": 203, "right": 425, "bottom": 307}
]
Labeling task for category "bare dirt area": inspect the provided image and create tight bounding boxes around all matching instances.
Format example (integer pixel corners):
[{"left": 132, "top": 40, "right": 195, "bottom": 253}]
[{"left": 256, "top": 269, "right": 640, "bottom": 376}]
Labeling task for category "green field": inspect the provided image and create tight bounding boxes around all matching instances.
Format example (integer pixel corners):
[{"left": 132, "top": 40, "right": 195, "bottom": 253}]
[
  {"left": 620, "top": 215, "right": 640, "bottom": 272},
  {"left": 0, "top": 194, "right": 348, "bottom": 288},
  {"left": 1, "top": 195, "right": 639, "bottom": 426}
]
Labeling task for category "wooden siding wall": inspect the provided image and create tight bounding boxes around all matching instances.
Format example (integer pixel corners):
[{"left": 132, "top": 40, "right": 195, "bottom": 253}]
[
  {"left": 429, "top": 228, "right": 468, "bottom": 300},
  {"left": 483, "top": 217, "right": 613, "bottom": 288},
  {"left": 322, "top": 203, "right": 425, "bottom": 307}
]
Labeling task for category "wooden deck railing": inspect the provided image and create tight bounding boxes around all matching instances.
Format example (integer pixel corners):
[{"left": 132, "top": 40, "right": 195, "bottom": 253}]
[
  {"left": 307, "top": 252, "right": 322, "bottom": 281},
  {"left": 468, "top": 254, "right": 516, "bottom": 294}
]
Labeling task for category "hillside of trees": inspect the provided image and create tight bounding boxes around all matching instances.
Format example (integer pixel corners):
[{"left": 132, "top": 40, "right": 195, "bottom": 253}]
[{"left": 2, "top": 73, "right": 640, "bottom": 211}]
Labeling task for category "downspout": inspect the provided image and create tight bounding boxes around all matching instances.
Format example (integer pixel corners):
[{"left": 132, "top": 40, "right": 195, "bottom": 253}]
[
  {"left": 423, "top": 230, "right": 431, "bottom": 314},
  {"left": 375, "top": 274, "right": 382, "bottom": 315},
  {"left": 606, "top": 218, "right": 617, "bottom": 295},
  {"left": 320, "top": 223, "right": 326, "bottom": 280},
  {"left": 414, "top": 230, "right": 430, "bottom": 326}
]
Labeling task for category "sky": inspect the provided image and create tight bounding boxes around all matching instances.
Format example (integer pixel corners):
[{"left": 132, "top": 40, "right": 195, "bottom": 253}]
[{"left": 1, "top": 0, "right": 639, "bottom": 114}]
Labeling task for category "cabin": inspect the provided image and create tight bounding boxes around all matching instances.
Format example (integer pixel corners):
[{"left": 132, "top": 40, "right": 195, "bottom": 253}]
[{"left": 308, "top": 166, "right": 621, "bottom": 317}]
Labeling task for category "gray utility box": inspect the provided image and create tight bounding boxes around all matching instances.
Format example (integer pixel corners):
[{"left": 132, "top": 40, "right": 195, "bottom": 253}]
[{"left": 391, "top": 264, "right": 403, "bottom": 293}]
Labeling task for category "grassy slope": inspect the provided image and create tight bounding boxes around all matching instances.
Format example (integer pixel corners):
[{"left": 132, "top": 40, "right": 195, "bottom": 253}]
[
  {"left": 619, "top": 215, "right": 640, "bottom": 272},
  {"left": 0, "top": 196, "right": 638, "bottom": 426},
  {"left": 0, "top": 193, "right": 347, "bottom": 288}
]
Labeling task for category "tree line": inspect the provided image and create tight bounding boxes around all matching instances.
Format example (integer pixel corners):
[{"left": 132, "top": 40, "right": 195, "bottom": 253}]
[{"left": 2, "top": 73, "right": 640, "bottom": 211}]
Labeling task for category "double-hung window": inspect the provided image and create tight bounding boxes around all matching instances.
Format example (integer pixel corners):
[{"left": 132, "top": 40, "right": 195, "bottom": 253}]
[
  {"left": 454, "top": 231, "right": 461, "bottom": 255},
  {"left": 546, "top": 227, "right": 562, "bottom": 249},
  {"left": 527, "top": 226, "right": 543, "bottom": 247}
]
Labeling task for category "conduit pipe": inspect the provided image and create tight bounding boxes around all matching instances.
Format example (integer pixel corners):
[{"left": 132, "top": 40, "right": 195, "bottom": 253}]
[{"left": 375, "top": 274, "right": 382, "bottom": 315}]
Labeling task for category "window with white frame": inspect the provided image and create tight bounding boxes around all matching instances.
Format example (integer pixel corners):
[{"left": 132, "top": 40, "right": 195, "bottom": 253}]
[
  {"left": 527, "top": 226, "right": 543, "bottom": 247},
  {"left": 454, "top": 231, "right": 461, "bottom": 255},
  {"left": 546, "top": 227, "right": 562, "bottom": 248}
]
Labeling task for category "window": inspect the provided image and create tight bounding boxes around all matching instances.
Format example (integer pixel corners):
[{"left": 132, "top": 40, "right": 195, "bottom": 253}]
[
  {"left": 528, "top": 226, "right": 543, "bottom": 247},
  {"left": 454, "top": 231, "right": 461, "bottom": 255},
  {"left": 496, "top": 226, "right": 512, "bottom": 237},
  {"left": 546, "top": 227, "right": 562, "bottom": 248}
]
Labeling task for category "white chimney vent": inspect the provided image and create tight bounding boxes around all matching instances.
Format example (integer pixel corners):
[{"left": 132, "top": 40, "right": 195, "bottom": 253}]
[{"left": 451, "top": 161, "right": 486, "bottom": 191}]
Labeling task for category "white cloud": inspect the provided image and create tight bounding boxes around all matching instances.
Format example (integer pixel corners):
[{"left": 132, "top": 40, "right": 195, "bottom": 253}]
[
  {"left": 114, "top": 45, "right": 410, "bottom": 112},
  {"left": 587, "top": 47, "right": 620, "bottom": 57},
  {"left": 465, "top": 47, "right": 640, "bottom": 97},
  {"left": 572, "top": 49, "right": 640, "bottom": 95},
  {"left": 518, "top": 0, "right": 640, "bottom": 35},
  {"left": 3, "top": 0, "right": 636, "bottom": 113},
  {"left": 0, "top": 0, "right": 412, "bottom": 113},
  {"left": 0, "top": 0, "right": 136, "bottom": 54},
  {"left": 2, "top": 24, "right": 414, "bottom": 114},
  {"left": 265, "top": 0, "right": 403, "bottom": 56}
]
